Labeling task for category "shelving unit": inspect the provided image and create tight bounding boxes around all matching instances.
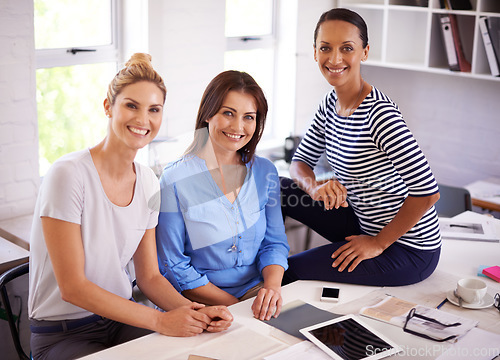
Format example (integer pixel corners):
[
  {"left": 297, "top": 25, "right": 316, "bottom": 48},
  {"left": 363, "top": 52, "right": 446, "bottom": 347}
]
[{"left": 336, "top": 0, "right": 500, "bottom": 81}]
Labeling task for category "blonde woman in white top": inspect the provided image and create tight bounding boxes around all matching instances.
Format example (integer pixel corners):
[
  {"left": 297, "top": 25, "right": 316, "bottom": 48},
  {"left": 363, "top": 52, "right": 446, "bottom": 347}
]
[{"left": 28, "top": 53, "right": 232, "bottom": 360}]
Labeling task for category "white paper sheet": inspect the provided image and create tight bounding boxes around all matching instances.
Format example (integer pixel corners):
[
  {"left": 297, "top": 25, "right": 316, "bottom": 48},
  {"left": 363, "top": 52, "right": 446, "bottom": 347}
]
[
  {"left": 167, "top": 325, "right": 289, "bottom": 360},
  {"left": 263, "top": 341, "right": 331, "bottom": 360},
  {"left": 436, "top": 327, "right": 500, "bottom": 360},
  {"left": 440, "top": 217, "right": 499, "bottom": 242}
]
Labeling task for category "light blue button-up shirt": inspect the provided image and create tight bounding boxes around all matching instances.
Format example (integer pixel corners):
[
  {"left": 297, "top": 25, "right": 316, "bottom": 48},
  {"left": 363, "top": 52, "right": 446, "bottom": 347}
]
[{"left": 156, "top": 155, "right": 289, "bottom": 298}]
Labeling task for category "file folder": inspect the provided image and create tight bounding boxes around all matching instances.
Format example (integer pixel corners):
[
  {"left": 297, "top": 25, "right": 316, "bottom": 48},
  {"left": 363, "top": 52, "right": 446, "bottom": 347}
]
[
  {"left": 479, "top": 17, "right": 500, "bottom": 77},
  {"left": 488, "top": 17, "right": 500, "bottom": 65},
  {"left": 440, "top": 15, "right": 460, "bottom": 71},
  {"left": 449, "top": 14, "right": 471, "bottom": 72}
]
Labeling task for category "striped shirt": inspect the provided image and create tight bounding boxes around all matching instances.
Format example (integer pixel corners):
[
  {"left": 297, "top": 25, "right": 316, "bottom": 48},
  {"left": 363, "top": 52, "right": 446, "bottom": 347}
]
[{"left": 293, "top": 86, "right": 441, "bottom": 250}]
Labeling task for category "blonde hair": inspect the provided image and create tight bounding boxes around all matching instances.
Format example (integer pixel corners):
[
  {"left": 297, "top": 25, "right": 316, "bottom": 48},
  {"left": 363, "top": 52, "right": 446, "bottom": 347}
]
[{"left": 106, "top": 53, "right": 167, "bottom": 105}]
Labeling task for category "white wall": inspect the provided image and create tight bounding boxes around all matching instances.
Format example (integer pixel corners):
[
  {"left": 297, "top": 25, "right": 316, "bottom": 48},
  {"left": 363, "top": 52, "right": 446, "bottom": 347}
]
[
  {"left": 294, "top": 0, "right": 334, "bottom": 135},
  {"left": 0, "top": 0, "right": 39, "bottom": 220},
  {"left": 293, "top": 1, "right": 500, "bottom": 188},
  {"left": 361, "top": 66, "right": 500, "bottom": 187},
  {"left": 148, "top": 0, "right": 226, "bottom": 139}
]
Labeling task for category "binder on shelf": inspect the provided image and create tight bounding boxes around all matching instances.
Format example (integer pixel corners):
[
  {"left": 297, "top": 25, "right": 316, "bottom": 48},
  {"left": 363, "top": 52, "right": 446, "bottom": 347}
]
[
  {"left": 440, "top": 15, "right": 460, "bottom": 71},
  {"left": 449, "top": 14, "right": 471, "bottom": 72},
  {"left": 488, "top": 17, "right": 500, "bottom": 63},
  {"left": 478, "top": 16, "right": 500, "bottom": 77}
]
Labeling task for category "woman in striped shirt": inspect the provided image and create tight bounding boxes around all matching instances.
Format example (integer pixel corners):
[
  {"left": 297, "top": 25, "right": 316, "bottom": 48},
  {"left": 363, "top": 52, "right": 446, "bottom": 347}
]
[{"left": 281, "top": 8, "right": 441, "bottom": 286}]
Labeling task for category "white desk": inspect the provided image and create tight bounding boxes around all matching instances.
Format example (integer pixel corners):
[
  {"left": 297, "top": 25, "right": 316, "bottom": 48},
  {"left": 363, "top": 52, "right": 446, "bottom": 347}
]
[
  {"left": 0, "top": 213, "right": 33, "bottom": 251},
  {"left": 81, "top": 213, "right": 500, "bottom": 360}
]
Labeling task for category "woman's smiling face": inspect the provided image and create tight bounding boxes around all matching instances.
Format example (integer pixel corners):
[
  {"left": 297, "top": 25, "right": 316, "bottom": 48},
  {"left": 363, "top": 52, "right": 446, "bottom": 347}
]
[
  {"left": 314, "top": 20, "right": 369, "bottom": 88},
  {"left": 105, "top": 81, "right": 164, "bottom": 150},
  {"left": 206, "top": 90, "right": 257, "bottom": 158}
]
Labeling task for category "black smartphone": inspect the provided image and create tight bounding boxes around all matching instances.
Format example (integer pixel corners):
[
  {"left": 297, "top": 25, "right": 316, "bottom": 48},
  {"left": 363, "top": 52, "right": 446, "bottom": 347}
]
[{"left": 320, "top": 287, "right": 340, "bottom": 302}]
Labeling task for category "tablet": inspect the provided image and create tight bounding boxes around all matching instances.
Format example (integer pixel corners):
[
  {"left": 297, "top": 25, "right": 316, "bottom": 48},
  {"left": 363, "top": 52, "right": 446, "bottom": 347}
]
[{"left": 299, "top": 315, "right": 402, "bottom": 360}]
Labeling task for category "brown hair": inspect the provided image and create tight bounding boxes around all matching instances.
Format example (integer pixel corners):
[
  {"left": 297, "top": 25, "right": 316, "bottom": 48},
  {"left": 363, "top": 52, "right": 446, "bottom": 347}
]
[
  {"left": 106, "top": 53, "right": 167, "bottom": 105},
  {"left": 185, "top": 70, "right": 268, "bottom": 163}
]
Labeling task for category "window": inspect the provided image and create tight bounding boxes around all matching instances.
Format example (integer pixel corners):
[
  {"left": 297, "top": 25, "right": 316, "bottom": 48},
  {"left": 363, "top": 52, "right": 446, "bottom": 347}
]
[
  {"left": 224, "top": 0, "right": 296, "bottom": 146},
  {"left": 35, "top": 0, "right": 120, "bottom": 175},
  {"left": 224, "top": 0, "right": 277, "bottom": 140}
]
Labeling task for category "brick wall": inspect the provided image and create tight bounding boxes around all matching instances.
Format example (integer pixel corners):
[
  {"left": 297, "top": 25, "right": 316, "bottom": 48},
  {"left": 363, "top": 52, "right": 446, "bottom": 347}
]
[{"left": 0, "top": 0, "right": 39, "bottom": 221}]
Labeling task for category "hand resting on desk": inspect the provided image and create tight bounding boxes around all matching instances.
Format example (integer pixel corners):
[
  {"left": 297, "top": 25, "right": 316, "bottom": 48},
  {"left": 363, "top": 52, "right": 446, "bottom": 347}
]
[
  {"left": 197, "top": 305, "right": 234, "bottom": 332},
  {"left": 251, "top": 264, "right": 285, "bottom": 321},
  {"left": 252, "top": 287, "right": 282, "bottom": 321},
  {"left": 156, "top": 303, "right": 233, "bottom": 337}
]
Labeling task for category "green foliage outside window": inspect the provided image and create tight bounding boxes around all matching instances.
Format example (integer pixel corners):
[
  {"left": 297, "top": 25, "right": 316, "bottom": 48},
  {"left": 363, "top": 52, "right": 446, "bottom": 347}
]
[
  {"left": 35, "top": 0, "right": 114, "bottom": 176},
  {"left": 36, "top": 64, "right": 114, "bottom": 175}
]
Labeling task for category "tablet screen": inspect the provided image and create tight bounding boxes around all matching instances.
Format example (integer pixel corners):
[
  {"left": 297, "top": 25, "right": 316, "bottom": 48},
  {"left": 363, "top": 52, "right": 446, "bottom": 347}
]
[{"left": 300, "top": 315, "right": 402, "bottom": 360}]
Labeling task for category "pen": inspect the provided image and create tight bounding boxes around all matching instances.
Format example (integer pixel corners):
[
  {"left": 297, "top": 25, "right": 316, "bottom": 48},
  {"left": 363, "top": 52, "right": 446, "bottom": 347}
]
[
  {"left": 450, "top": 224, "right": 474, "bottom": 229},
  {"left": 436, "top": 298, "right": 448, "bottom": 309}
]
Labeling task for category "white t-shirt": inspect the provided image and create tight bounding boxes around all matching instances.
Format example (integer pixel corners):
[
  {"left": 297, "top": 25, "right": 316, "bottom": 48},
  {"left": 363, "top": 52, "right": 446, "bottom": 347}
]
[{"left": 28, "top": 149, "right": 160, "bottom": 321}]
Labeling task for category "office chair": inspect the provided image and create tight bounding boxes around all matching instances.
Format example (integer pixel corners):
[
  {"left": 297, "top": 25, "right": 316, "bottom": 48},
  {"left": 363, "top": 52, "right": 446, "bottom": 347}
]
[
  {"left": 434, "top": 183, "right": 472, "bottom": 217},
  {"left": 0, "top": 261, "right": 30, "bottom": 360}
]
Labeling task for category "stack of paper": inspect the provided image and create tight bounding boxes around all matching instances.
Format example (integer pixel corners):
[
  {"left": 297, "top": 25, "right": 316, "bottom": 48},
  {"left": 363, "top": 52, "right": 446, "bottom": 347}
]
[
  {"left": 360, "top": 296, "right": 478, "bottom": 342},
  {"left": 439, "top": 217, "right": 499, "bottom": 242}
]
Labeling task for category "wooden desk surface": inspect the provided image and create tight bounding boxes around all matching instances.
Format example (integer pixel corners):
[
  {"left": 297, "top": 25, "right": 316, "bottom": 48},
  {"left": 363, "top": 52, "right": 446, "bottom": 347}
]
[
  {"left": 471, "top": 198, "right": 500, "bottom": 213},
  {"left": 466, "top": 179, "right": 500, "bottom": 214},
  {"left": 0, "top": 236, "right": 29, "bottom": 274}
]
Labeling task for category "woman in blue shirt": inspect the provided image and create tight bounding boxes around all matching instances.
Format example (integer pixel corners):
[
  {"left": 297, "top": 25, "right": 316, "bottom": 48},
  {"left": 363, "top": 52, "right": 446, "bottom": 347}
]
[{"left": 156, "top": 71, "right": 289, "bottom": 321}]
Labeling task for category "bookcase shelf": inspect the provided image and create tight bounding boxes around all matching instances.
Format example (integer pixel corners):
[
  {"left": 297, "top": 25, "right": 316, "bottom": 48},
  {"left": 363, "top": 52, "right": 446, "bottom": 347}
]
[{"left": 337, "top": 0, "right": 500, "bottom": 81}]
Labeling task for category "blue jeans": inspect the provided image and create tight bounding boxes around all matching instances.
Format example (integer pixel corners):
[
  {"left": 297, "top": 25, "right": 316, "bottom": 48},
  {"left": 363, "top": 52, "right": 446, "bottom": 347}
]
[{"left": 280, "top": 177, "right": 440, "bottom": 286}]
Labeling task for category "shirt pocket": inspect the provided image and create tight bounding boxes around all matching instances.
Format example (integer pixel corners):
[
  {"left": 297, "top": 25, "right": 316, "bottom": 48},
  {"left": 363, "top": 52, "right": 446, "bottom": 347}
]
[{"left": 183, "top": 203, "right": 235, "bottom": 250}]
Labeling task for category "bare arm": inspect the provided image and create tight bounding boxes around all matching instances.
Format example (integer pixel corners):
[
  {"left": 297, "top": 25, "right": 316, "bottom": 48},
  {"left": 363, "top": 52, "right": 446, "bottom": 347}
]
[
  {"left": 133, "top": 228, "right": 193, "bottom": 310},
  {"left": 290, "top": 161, "right": 439, "bottom": 272},
  {"left": 133, "top": 227, "right": 233, "bottom": 332},
  {"left": 182, "top": 283, "right": 239, "bottom": 307},
  {"left": 332, "top": 193, "right": 440, "bottom": 272},
  {"left": 42, "top": 217, "right": 230, "bottom": 336},
  {"left": 289, "top": 160, "right": 348, "bottom": 210}
]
